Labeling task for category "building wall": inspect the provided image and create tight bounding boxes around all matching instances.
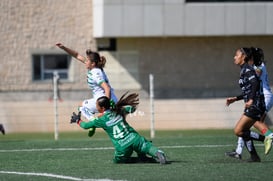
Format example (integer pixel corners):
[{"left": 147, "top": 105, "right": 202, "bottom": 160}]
[
  {"left": 0, "top": 0, "right": 96, "bottom": 133},
  {"left": 0, "top": 0, "right": 95, "bottom": 92},
  {"left": 1, "top": 0, "right": 272, "bottom": 97},
  {"left": 114, "top": 36, "right": 273, "bottom": 98},
  {"left": 93, "top": 0, "right": 273, "bottom": 37}
]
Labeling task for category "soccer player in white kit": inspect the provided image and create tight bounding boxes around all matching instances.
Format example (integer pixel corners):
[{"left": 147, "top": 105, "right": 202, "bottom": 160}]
[
  {"left": 255, "top": 53, "right": 273, "bottom": 118},
  {"left": 56, "top": 43, "right": 118, "bottom": 120}
]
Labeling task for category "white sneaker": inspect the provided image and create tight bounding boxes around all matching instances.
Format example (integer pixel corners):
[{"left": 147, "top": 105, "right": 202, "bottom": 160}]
[{"left": 156, "top": 150, "right": 167, "bottom": 164}]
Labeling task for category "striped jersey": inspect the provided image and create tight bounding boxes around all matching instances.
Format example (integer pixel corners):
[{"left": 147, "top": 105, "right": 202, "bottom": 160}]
[
  {"left": 239, "top": 63, "right": 265, "bottom": 108},
  {"left": 79, "top": 106, "right": 138, "bottom": 149},
  {"left": 255, "top": 62, "right": 273, "bottom": 96},
  {"left": 87, "top": 68, "right": 116, "bottom": 100}
]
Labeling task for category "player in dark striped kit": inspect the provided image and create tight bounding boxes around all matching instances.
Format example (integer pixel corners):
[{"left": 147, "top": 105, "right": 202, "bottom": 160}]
[
  {"left": 226, "top": 47, "right": 273, "bottom": 159},
  {"left": 225, "top": 47, "right": 272, "bottom": 162}
]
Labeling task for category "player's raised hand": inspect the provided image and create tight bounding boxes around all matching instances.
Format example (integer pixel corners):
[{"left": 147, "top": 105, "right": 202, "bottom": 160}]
[{"left": 56, "top": 42, "right": 64, "bottom": 49}]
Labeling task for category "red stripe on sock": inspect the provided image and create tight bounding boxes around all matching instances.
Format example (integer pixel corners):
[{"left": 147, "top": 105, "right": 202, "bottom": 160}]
[{"left": 261, "top": 128, "right": 267, "bottom": 135}]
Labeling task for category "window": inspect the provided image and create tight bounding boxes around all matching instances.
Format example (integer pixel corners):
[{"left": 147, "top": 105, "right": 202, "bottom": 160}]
[
  {"left": 32, "top": 54, "right": 71, "bottom": 81},
  {"left": 97, "top": 38, "right": 117, "bottom": 51}
]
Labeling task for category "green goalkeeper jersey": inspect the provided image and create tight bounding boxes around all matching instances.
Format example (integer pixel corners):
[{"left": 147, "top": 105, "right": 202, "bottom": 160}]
[{"left": 79, "top": 106, "right": 138, "bottom": 149}]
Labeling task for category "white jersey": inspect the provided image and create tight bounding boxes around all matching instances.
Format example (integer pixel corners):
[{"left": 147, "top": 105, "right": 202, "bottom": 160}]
[
  {"left": 255, "top": 62, "right": 273, "bottom": 111},
  {"left": 87, "top": 68, "right": 117, "bottom": 101},
  {"left": 255, "top": 63, "right": 272, "bottom": 96},
  {"left": 80, "top": 68, "right": 118, "bottom": 120}
]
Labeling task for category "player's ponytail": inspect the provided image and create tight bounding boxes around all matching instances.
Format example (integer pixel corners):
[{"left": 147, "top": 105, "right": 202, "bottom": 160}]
[
  {"left": 97, "top": 92, "right": 139, "bottom": 118},
  {"left": 251, "top": 47, "right": 264, "bottom": 66},
  {"left": 114, "top": 92, "right": 139, "bottom": 116},
  {"left": 99, "top": 56, "right": 106, "bottom": 68}
]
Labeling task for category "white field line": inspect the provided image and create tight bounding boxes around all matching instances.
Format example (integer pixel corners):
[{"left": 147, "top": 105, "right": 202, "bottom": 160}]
[
  {"left": 0, "top": 147, "right": 114, "bottom": 152},
  {"left": 0, "top": 171, "right": 125, "bottom": 181},
  {"left": 0, "top": 145, "right": 222, "bottom": 153},
  {"left": 0, "top": 144, "right": 265, "bottom": 153},
  {"left": 161, "top": 143, "right": 264, "bottom": 148}
]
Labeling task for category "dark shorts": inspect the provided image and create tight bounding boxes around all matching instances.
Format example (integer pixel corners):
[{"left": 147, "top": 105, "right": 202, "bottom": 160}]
[{"left": 244, "top": 105, "right": 265, "bottom": 121}]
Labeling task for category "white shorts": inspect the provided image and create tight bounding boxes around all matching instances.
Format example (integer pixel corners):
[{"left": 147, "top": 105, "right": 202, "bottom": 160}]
[
  {"left": 265, "top": 94, "right": 273, "bottom": 112},
  {"left": 79, "top": 98, "right": 97, "bottom": 120},
  {"left": 79, "top": 94, "right": 118, "bottom": 120}
]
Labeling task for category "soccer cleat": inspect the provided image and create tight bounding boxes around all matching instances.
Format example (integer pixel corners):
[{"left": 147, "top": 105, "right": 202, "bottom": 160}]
[
  {"left": 247, "top": 154, "right": 261, "bottom": 162},
  {"left": 225, "top": 150, "right": 242, "bottom": 160},
  {"left": 264, "top": 136, "right": 272, "bottom": 155},
  {"left": 268, "top": 133, "right": 273, "bottom": 139},
  {"left": 156, "top": 150, "right": 167, "bottom": 164}
]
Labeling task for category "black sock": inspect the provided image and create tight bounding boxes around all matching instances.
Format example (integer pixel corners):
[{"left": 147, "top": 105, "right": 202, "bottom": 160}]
[
  {"left": 250, "top": 131, "right": 265, "bottom": 142},
  {"left": 242, "top": 130, "right": 258, "bottom": 156}
]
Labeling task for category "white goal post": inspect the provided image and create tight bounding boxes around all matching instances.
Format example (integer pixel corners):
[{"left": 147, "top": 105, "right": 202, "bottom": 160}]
[
  {"left": 149, "top": 74, "right": 155, "bottom": 139},
  {"left": 53, "top": 71, "right": 59, "bottom": 141}
]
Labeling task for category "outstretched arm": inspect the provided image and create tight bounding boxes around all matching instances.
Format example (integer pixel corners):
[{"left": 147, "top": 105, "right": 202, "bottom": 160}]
[
  {"left": 226, "top": 93, "right": 244, "bottom": 106},
  {"left": 56, "top": 42, "right": 86, "bottom": 64}
]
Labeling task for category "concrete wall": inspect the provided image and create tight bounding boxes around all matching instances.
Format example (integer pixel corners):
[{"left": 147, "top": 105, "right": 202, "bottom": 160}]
[
  {"left": 0, "top": 0, "right": 95, "bottom": 92},
  {"left": 114, "top": 36, "right": 273, "bottom": 98}
]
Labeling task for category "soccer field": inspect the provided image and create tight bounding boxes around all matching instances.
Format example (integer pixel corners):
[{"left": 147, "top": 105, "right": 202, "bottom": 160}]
[{"left": 1, "top": 129, "right": 273, "bottom": 181}]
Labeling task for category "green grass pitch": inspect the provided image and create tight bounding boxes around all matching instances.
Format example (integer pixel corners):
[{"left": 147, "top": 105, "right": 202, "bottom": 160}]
[{"left": 1, "top": 129, "right": 273, "bottom": 181}]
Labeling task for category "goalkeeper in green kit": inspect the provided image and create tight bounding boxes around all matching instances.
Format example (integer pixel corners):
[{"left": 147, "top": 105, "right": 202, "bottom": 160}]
[{"left": 70, "top": 92, "right": 167, "bottom": 164}]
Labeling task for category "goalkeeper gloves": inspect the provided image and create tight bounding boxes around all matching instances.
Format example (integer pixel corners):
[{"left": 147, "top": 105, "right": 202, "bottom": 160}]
[
  {"left": 70, "top": 111, "right": 81, "bottom": 124},
  {"left": 88, "top": 127, "right": 96, "bottom": 137}
]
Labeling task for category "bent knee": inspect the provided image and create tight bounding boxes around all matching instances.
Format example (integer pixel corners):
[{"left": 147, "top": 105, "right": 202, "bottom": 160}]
[{"left": 234, "top": 128, "right": 243, "bottom": 137}]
